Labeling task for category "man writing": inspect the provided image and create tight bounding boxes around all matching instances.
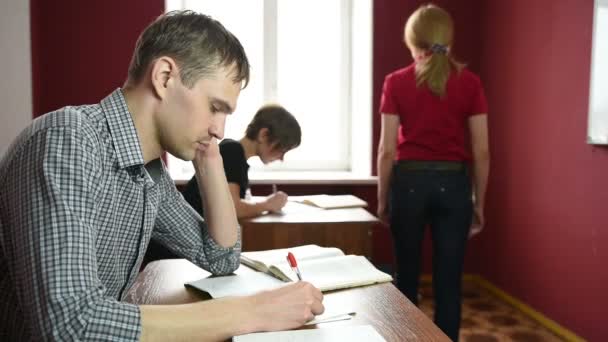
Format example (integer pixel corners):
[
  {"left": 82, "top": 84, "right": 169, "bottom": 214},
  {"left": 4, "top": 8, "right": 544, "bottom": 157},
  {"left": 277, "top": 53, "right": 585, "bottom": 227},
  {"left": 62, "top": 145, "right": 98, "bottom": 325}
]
[{"left": 0, "top": 10, "right": 323, "bottom": 341}]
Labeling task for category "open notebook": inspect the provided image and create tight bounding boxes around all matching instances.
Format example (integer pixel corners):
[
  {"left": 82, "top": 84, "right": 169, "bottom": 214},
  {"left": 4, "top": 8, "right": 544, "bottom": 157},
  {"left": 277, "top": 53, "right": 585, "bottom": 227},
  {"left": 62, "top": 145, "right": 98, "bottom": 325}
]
[
  {"left": 186, "top": 245, "right": 392, "bottom": 298},
  {"left": 288, "top": 194, "right": 368, "bottom": 209},
  {"left": 239, "top": 244, "right": 392, "bottom": 291}
]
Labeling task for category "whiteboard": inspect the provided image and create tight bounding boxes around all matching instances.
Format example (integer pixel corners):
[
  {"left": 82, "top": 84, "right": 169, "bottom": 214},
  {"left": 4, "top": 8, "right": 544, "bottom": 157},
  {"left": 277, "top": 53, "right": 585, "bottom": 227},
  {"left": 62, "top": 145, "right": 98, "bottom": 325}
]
[{"left": 588, "top": 0, "right": 608, "bottom": 144}]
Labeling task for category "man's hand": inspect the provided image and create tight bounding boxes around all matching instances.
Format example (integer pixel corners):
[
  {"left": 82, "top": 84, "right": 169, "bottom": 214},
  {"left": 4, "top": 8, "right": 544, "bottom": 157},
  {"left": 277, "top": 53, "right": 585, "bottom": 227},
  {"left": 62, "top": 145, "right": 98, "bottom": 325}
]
[
  {"left": 263, "top": 192, "right": 288, "bottom": 212},
  {"left": 191, "top": 138, "right": 239, "bottom": 248},
  {"left": 469, "top": 204, "right": 484, "bottom": 238},
  {"left": 193, "top": 139, "right": 221, "bottom": 171},
  {"left": 248, "top": 282, "right": 324, "bottom": 331}
]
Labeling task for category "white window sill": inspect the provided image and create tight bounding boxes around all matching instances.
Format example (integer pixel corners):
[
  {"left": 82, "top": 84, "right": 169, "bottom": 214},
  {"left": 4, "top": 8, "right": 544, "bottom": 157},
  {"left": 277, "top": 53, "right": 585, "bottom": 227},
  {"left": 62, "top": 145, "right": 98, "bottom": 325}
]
[{"left": 173, "top": 171, "right": 377, "bottom": 186}]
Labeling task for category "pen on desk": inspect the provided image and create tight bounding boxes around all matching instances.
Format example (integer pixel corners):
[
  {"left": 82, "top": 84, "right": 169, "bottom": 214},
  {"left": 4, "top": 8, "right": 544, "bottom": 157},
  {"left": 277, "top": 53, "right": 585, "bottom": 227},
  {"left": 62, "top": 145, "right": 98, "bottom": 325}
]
[
  {"left": 286, "top": 252, "right": 303, "bottom": 281},
  {"left": 272, "top": 184, "right": 277, "bottom": 194}
]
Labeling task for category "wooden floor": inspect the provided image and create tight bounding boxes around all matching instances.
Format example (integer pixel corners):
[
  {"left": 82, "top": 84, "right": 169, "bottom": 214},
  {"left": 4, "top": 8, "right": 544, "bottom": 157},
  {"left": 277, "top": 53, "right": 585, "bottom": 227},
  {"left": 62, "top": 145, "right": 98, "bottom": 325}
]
[{"left": 417, "top": 280, "right": 564, "bottom": 342}]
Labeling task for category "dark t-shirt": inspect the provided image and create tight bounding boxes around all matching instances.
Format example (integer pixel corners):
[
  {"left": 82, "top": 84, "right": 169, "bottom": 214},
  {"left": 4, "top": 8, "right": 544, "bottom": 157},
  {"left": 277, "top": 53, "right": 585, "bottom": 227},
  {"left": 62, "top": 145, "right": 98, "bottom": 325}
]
[{"left": 182, "top": 138, "right": 250, "bottom": 216}]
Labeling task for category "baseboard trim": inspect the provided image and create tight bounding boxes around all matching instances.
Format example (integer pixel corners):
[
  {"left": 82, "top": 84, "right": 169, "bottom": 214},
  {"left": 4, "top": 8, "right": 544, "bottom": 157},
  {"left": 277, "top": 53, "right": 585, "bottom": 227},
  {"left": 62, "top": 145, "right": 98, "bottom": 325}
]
[
  {"left": 420, "top": 273, "right": 586, "bottom": 342},
  {"left": 471, "top": 275, "right": 585, "bottom": 342}
]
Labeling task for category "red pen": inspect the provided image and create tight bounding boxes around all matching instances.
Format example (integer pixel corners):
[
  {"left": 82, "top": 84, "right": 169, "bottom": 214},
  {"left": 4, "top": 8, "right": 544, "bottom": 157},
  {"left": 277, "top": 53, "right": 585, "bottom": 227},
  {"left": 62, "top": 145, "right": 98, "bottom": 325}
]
[{"left": 286, "top": 252, "right": 303, "bottom": 281}]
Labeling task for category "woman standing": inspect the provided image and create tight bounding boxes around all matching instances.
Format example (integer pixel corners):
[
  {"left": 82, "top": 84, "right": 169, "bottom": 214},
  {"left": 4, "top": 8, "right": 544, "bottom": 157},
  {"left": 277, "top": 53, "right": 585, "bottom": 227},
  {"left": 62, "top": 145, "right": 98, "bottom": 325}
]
[{"left": 376, "top": 4, "right": 490, "bottom": 341}]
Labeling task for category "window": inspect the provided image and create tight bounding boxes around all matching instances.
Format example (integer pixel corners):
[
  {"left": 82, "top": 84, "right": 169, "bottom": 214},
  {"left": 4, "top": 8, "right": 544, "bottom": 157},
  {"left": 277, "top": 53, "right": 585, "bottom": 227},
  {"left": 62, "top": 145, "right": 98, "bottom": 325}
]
[
  {"left": 165, "top": 0, "right": 372, "bottom": 180},
  {"left": 588, "top": 0, "right": 608, "bottom": 144}
]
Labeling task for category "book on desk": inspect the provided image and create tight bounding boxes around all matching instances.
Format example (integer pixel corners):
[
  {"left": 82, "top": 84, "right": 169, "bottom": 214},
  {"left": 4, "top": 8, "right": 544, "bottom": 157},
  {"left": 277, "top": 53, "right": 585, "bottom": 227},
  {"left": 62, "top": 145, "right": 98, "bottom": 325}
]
[
  {"left": 185, "top": 244, "right": 392, "bottom": 297},
  {"left": 288, "top": 194, "right": 368, "bottom": 209}
]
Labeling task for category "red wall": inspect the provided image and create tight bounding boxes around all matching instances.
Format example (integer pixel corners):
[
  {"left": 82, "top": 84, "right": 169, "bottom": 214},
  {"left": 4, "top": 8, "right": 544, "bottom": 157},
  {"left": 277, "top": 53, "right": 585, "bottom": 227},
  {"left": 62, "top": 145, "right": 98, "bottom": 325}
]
[
  {"left": 477, "top": 0, "right": 608, "bottom": 340},
  {"left": 30, "top": 0, "right": 164, "bottom": 116}
]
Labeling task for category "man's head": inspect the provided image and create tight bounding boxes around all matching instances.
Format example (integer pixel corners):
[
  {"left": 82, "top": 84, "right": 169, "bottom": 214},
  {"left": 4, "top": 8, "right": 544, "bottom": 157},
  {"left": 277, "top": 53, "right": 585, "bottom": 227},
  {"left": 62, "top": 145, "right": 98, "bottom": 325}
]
[
  {"left": 127, "top": 10, "right": 249, "bottom": 89},
  {"left": 126, "top": 10, "right": 250, "bottom": 161},
  {"left": 245, "top": 105, "right": 301, "bottom": 164}
]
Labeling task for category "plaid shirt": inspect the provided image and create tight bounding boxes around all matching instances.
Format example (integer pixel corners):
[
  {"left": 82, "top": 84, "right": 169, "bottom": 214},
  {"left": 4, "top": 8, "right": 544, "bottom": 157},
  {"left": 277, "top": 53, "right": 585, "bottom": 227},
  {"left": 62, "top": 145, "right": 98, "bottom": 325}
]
[{"left": 0, "top": 89, "right": 241, "bottom": 341}]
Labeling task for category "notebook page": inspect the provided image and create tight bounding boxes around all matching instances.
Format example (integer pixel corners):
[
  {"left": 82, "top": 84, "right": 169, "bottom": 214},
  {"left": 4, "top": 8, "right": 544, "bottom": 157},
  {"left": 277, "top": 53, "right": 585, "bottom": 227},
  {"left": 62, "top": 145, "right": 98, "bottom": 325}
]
[
  {"left": 233, "top": 324, "right": 386, "bottom": 342},
  {"left": 241, "top": 245, "right": 344, "bottom": 268},
  {"left": 290, "top": 194, "right": 368, "bottom": 209},
  {"left": 185, "top": 272, "right": 285, "bottom": 298},
  {"left": 273, "top": 255, "right": 393, "bottom": 291}
]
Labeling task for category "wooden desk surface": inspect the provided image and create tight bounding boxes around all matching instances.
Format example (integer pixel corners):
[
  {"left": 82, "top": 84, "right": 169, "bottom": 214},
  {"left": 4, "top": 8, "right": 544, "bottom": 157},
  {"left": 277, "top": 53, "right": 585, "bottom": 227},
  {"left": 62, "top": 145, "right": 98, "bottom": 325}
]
[
  {"left": 125, "top": 259, "right": 449, "bottom": 341},
  {"left": 243, "top": 201, "right": 378, "bottom": 224}
]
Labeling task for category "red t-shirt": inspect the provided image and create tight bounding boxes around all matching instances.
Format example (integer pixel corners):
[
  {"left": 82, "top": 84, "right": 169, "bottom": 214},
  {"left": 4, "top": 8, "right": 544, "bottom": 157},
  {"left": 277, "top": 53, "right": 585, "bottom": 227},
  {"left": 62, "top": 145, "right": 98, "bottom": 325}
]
[{"left": 379, "top": 63, "right": 487, "bottom": 161}]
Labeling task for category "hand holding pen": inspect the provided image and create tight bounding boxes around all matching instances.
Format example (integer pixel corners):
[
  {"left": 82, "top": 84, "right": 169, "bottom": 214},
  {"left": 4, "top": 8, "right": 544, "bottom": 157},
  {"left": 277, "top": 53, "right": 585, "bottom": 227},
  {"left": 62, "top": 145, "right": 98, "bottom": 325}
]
[
  {"left": 265, "top": 184, "right": 287, "bottom": 212},
  {"left": 286, "top": 252, "right": 303, "bottom": 281}
]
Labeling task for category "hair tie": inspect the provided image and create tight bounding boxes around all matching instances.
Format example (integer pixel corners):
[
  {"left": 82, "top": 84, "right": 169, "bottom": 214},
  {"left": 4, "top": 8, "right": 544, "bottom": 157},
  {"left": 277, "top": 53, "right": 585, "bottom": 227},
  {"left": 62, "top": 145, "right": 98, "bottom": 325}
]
[{"left": 430, "top": 43, "right": 448, "bottom": 55}]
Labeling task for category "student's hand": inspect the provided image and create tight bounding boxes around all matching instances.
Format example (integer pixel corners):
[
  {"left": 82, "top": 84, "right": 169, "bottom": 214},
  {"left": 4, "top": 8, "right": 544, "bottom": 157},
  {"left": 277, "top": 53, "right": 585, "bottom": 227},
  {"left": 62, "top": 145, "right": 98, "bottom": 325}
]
[
  {"left": 264, "top": 191, "right": 288, "bottom": 212},
  {"left": 249, "top": 281, "right": 324, "bottom": 331},
  {"left": 469, "top": 204, "right": 484, "bottom": 238}
]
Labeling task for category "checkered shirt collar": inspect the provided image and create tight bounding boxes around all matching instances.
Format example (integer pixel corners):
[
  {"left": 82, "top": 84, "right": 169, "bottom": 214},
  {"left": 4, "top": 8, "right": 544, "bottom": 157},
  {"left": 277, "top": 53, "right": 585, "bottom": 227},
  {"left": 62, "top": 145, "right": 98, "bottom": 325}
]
[{"left": 100, "top": 88, "right": 145, "bottom": 169}]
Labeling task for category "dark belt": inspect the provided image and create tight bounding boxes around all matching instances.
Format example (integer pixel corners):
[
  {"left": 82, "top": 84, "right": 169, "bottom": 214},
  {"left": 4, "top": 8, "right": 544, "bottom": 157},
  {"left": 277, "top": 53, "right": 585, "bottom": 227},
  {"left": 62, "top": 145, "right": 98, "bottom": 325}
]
[{"left": 394, "top": 160, "right": 466, "bottom": 171}]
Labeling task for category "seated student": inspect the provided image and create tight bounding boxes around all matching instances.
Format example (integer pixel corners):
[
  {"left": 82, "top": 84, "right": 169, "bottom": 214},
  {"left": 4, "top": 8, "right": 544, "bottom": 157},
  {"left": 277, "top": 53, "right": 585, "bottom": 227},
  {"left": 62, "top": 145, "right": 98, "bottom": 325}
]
[
  {"left": 184, "top": 104, "right": 301, "bottom": 219},
  {"left": 0, "top": 10, "right": 323, "bottom": 341},
  {"left": 144, "top": 105, "right": 301, "bottom": 263}
]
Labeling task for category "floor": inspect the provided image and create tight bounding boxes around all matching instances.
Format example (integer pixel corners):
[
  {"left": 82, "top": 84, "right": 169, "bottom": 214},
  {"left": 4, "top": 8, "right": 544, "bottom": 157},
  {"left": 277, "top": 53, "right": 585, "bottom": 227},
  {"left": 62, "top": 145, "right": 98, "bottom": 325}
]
[{"left": 417, "top": 280, "right": 565, "bottom": 342}]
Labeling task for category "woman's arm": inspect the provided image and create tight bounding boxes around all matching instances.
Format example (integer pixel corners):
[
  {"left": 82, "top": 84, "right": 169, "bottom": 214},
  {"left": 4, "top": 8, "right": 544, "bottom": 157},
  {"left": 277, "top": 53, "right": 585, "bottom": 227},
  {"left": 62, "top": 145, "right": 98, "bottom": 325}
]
[
  {"left": 468, "top": 114, "right": 490, "bottom": 235},
  {"left": 376, "top": 114, "right": 400, "bottom": 222}
]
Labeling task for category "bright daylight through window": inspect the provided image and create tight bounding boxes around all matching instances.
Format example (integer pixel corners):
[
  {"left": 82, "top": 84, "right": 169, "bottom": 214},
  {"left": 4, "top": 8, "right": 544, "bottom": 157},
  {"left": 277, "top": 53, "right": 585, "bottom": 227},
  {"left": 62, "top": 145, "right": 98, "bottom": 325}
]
[
  {"left": 165, "top": 0, "right": 372, "bottom": 181},
  {"left": 588, "top": 0, "right": 608, "bottom": 144}
]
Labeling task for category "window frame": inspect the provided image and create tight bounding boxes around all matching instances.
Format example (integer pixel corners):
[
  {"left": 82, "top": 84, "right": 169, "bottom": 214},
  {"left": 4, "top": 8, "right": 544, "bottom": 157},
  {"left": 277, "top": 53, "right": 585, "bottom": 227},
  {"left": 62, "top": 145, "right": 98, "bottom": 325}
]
[
  {"left": 165, "top": 0, "right": 373, "bottom": 180},
  {"left": 588, "top": 0, "right": 608, "bottom": 145}
]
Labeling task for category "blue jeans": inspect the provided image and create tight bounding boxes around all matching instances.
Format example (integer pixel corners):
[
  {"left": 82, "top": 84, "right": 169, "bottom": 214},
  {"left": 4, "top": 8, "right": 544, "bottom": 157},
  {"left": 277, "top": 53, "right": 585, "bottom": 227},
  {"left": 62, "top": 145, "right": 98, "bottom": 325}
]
[{"left": 389, "top": 164, "right": 472, "bottom": 342}]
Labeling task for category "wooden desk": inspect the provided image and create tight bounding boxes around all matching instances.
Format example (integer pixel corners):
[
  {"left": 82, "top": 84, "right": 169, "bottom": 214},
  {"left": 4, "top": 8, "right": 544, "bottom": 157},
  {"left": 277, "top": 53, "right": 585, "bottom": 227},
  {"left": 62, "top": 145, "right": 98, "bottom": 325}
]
[
  {"left": 241, "top": 201, "right": 378, "bottom": 258},
  {"left": 125, "top": 259, "right": 449, "bottom": 341}
]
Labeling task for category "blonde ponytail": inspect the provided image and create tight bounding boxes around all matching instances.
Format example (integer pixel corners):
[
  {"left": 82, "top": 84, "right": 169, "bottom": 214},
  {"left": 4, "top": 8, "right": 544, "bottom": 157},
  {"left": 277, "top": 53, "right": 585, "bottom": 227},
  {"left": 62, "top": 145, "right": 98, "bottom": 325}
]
[{"left": 404, "top": 5, "right": 464, "bottom": 97}]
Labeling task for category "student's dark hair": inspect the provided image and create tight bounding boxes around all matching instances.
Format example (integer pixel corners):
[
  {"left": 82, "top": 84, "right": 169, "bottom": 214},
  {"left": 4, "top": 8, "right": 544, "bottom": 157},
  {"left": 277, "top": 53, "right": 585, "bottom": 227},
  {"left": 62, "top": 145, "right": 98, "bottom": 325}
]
[
  {"left": 245, "top": 105, "right": 301, "bottom": 151},
  {"left": 127, "top": 10, "right": 250, "bottom": 88}
]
